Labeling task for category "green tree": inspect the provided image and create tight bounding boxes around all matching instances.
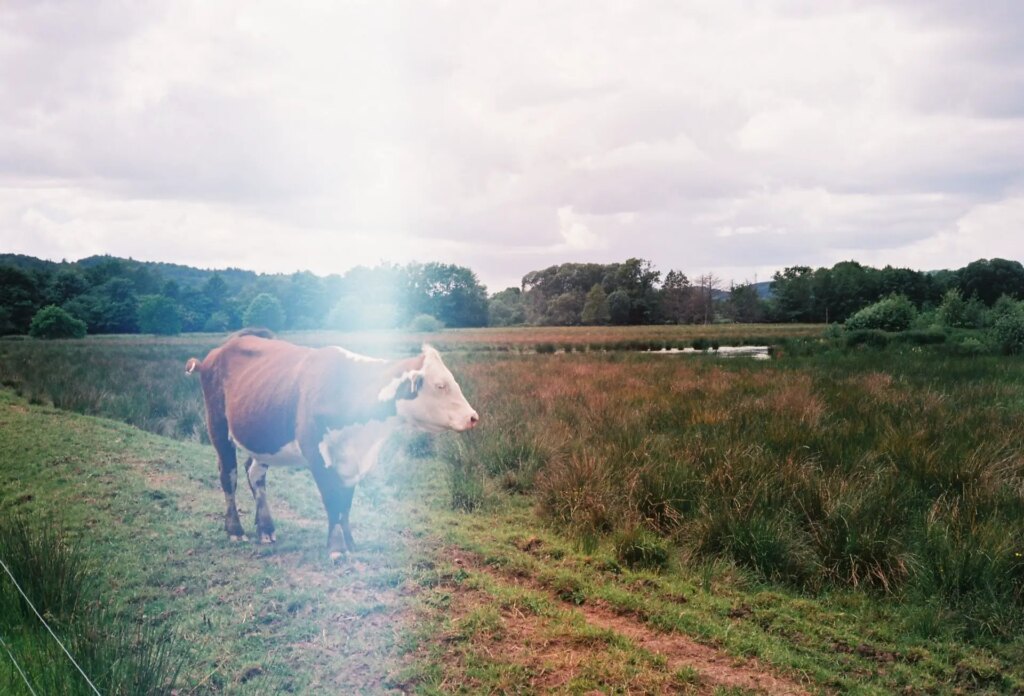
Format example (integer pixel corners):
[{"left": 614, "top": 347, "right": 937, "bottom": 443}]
[
  {"left": 48, "top": 269, "right": 89, "bottom": 306},
  {"left": 137, "top": 295, "right": 182, "bottom": 335},
  {"left": 64, "top": 277, "right": 139, "bottom": 333},
  {"left": 29, "top": 305, "right": 87, "bottom": 339},
  {"left": 202, "top": 274, "right": 229, "bottom": 312},
  {"left": 283, "top": 271, "right": 327, "bottom": 329},
  {"left": 958, "top": 258, "right": 1024, "bottom": 306},
  {"left": 243, "top": 293, "right": 285, "bottom": 331},
  {"left": 581, "top": 284, "right": 611, "bottom": 325},
  {"left": 937, "top": 288, "right": 985, "bottom": 329},
  {"left": 0, "top": 265, "right": 43, "bottom": 334},
  {"left": 203, "top": 310, "right": 235, "bottom": 332},
  {"left": 607, "top": 290, "right": 632, "bottom": 325},
  {"left": 659, "top": 270, "right": 691, "bottom": 323},
  {"left": 407, "top": 263, "right": 488, "bottom": 328},
  {"left": 770, "top": 266, "right": 816, "bottom": 322},
  {"left": 815, "top": 261, "right": 878, "bottom": 323},
  {"left": 488, "top": 287, "right": 526, "bottom": 326},
  {"left": 726, "top": 282, "right": 766, "bottom": 323},
  {"left": 547, "top": 292, "right": 583, "bottom": 325},
  {"left": 604, "top": 258, "right": 661, "bottom": 323}
]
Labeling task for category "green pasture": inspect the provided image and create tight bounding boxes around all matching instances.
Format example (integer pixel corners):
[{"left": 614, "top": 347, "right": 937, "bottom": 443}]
[{"left": 0, "top": 327, "right": 1022, "bottom": 693}]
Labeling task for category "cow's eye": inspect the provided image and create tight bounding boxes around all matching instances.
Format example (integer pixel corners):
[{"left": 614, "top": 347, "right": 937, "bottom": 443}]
[{"left": 435, "top": 382, "right": 448, "bottom": 391}]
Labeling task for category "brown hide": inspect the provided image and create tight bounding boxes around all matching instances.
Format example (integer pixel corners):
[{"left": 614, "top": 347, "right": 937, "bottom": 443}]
[{"left": 196, "top": 335, "right": 424, "bottom": 456}]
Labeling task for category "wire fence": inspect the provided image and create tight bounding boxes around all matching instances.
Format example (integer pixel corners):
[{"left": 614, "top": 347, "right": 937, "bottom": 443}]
[
  {"left": 0, "top": 557, "right": 102, "bottom": 696},
  {"left": 0, "top": 630, "right": 39, "bottom": 696}
]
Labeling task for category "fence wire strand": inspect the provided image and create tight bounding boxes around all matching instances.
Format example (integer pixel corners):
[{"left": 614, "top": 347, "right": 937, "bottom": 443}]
[
  {"left": 0, "top": 557, "right": 102, "bottom": 696},
  {"left": 0, "top": 631, "right": 39, "bottom": 696}
]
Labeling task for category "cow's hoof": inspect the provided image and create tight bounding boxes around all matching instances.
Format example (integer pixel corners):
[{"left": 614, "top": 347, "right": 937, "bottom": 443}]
[
  {"left": 260, "top": 533, "right": 276, "bottom": 544},
  {"left": 329, "top": 550, "right": 347, "bottom": 563},
  {"left": 229, "top": 534, "right": 248, "bottom": 542}
]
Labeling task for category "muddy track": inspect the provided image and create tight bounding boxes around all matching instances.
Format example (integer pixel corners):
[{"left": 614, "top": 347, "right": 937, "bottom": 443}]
[{"left": 449, "top": 548, "right": 811, "bottom": 696}]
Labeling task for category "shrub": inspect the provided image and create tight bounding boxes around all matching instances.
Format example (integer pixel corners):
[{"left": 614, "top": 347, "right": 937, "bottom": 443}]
[
  {"left": 990, "top": 303, "right": 1024, "bottom": 354},
  {"left": 535, "top": 342, "right": 556, "bottom": 354},
  {"left": 242, "top": 293, "right": 285, "bottom": 331},
  {"left": 408, "top": 313, "right": 444, "bottom": 332},
  {"left": 845, "top": 294, "right": 917, "bottom": 332},
  {"left": 28, "top": 306, "right": 87, "bottom": 339}
]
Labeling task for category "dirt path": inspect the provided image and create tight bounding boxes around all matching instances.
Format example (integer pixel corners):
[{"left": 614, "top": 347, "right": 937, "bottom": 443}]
[{"left": 450, "top": 548, "right": 811, "bottom": 695}]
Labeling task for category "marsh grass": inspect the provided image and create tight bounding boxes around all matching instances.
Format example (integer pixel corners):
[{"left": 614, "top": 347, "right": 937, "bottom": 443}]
[{"left": 453, "top": 349, "right": 1024, "bottom": 637}]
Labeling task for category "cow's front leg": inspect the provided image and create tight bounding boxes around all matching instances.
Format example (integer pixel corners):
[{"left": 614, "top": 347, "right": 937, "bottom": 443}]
[
  {"left": 245, "top": 457, "right": 276, "bottom": 543},
  {"left": 338, "top": 485, "right": 356, "bottom": 553},
  {"left": 309, "top": 464, "right": 350, "bottom": 560}
]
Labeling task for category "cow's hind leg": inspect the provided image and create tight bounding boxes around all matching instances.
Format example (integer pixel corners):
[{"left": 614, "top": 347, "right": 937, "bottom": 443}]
[
  {"left": 245, "top": 457, "right": 276, "bottom": 543},
  {"left": 216, "top": 448, "right": 245, "bottom": 540},
  {"left": 208, "top": 411, "right": 245, "bottom": 540}
]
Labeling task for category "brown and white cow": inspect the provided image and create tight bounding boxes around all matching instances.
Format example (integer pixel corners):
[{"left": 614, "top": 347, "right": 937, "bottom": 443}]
[{"left": 186, "top": 329, "right": 478, "bottom": 559}]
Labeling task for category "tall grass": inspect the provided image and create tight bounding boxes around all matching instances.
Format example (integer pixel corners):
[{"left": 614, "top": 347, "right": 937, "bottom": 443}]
[
  {"left": 448, "top": 350, "right": 1024, "bottom": 637},
  {"left": 0, "top": 516, "right": 184, "bottom": 695}
]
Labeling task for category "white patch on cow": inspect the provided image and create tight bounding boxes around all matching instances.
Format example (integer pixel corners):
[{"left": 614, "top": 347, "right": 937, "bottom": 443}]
[
  {"left": 377, "top": 369, "right": 424, "bottom": 402},
  {"left": 247, "top": 459, "right": 270, "bottom": 487},
  {"left": 334, "top": 346, "right": 385, "bottom": 363},
  {"left": 319, "top": 418, "right": 399, "bottom": 487},
  {"left": 237, "top": 440, "right": 307, "bottom": 468}
]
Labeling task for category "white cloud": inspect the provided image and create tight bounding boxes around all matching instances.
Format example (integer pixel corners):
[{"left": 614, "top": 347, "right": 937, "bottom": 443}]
[{"left": 1, "top": 0, "right": 1023, "bottom": 290}]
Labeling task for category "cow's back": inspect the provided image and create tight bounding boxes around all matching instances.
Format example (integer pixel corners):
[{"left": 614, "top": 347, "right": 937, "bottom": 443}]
[{"left": 203, "top": 336, "right": 314, "bottom": 455}]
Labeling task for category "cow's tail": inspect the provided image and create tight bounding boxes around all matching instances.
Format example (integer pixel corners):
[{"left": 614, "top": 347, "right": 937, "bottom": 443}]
[{"left": 185, "top": 358, "right": 202, "bottom": 375}]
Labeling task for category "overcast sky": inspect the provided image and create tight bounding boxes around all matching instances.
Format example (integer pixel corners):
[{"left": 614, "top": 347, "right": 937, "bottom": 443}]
[{"left": 3, "top": 1, "right": 1024, "bottom": 291}]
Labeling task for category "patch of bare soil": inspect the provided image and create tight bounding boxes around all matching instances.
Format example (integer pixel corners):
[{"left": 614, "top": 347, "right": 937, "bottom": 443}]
[
  {"left": 413, "top": 580, "right": 654, "bottom": 694},
  {"left": 450, "top": 549, "right": 811, "bottom": 696}
]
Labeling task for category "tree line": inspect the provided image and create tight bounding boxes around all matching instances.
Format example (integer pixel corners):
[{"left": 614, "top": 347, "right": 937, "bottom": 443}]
[
  {"left": 0, "top": 255, "right": 487, "bottom": 337},
  {"left": 2, "top": 253, "right": 1023, "bottom": 337},
  {"left": 497, "top": 257, "right": 1024, "bottom": 327}
]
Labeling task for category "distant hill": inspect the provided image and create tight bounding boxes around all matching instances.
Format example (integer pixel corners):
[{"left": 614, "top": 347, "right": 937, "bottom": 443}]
[
  {"left": 0, "top": 253, "right": 63, "bottom": 273},
  {"left": 712, "top": 281, "right": 774, "bottom": 301},
  {"left": 0, "top": 253, "right": 262, "bottom": 290},
  {"left": 84, "top": 256, "right": 262, "bottom": 290}
]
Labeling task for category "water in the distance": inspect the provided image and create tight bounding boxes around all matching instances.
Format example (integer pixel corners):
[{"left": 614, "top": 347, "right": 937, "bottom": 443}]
[{"left": 647, "top": 346, "right": 771, "bottom": 360}]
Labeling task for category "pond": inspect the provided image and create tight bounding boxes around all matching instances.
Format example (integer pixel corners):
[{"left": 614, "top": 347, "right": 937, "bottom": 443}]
[{"left": 645, "top": 345, "right": 771, "bottom": 360}]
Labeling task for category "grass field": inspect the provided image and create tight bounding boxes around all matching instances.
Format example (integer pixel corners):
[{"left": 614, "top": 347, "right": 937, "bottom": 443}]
[{"left": 1, "top": 326, "right": 1023, "bottom": 693}]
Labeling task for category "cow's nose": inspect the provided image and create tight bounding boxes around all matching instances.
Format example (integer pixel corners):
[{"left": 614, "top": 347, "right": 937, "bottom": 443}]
[{"left": 469, "top": 413, "right": 480, "bottom": 428}]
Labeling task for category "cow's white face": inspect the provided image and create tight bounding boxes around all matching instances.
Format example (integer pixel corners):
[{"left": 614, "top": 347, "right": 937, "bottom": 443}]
[{"left": 391, "top": 346, "right": 479, "bottom": 433}]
